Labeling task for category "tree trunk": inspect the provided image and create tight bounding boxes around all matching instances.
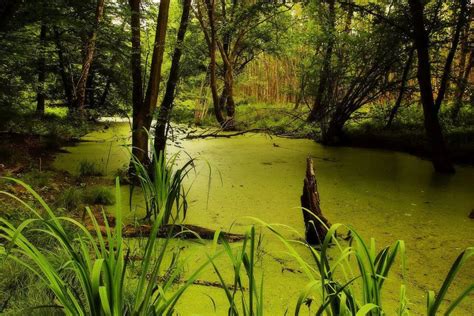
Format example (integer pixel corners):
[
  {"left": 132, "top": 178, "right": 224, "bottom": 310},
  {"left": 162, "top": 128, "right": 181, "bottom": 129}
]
[
  {"left": 301, "top": 157, "right": 330, "bottom": 244},
  {"left": 386, "top": 47, "right": 415, "bottom": 128},
  {"left": 154, "top": 0, "right": 191, "bottom": 154},
  {"left": 223, "top": 66, "right": 236, "bottom": 130},
  {"left": 451, "top": 50, "right": 473, "bottom": 121},
  {"left": 408, "top": 0, "right": 454, "bottom": 173},
  {"left": 321, "top": 114, "right": 346, "bottom": 145},
  {"left": 130, "top": 0, "right": 170, "bottom": 166},
  {"left": 142, "top": 0, "right": 170, "bottom": 132},
  {"left": 452, "top": 7, "right": 473, "bottom": 122},
  {"left": 129, "top": 0, "right": 146, "bottom": 164},
  {"left": 86, "top": 68, "right": 95, "bottom": 109},
  {"left": 98, "top": 77, "right": 111, "bottom": 108},
  {"left": 54, "top": 29, "right": 74, "bottom": 107},
  {"left": 36, "top": 22, "right": 47, "bottom": 116},
  {"left": 434, "top": 0, "right": 468, "bottom": 111},
  {"left": 206, "top": 0, "right": 226, "bottom": 126},
  {"left": 73, "top": 0, "right": 105, "bottom": 114},
  {"left": 308, "top": 0, "right": 336, "bottom": 122}
]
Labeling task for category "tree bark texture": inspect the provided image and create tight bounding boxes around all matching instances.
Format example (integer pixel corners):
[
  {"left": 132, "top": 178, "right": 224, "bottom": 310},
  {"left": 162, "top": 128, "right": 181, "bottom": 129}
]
[
  {"left": 154, "top": 0, "right": 192, "bottom": 154},
  {"left": 36, "top": 22, "right": 47, "bottom": 116},
  {"left": 408, "top": 0, "right": 455, "bottom": 173},
  {"left": 301, "top": 157, "right": 330, "bottom": 244},
  {"left": 73, "top": 0, "right": 105, "bottom": 114}
]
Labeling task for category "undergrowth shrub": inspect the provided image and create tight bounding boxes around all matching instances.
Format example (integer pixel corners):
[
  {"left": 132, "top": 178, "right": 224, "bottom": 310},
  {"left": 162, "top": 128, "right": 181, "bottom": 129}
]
[
  {"left": 82, "top": 186, "right": 115, "bottom": 205},
  {"left": 78, "top": 160, "right": 104, "bottom": 177}
]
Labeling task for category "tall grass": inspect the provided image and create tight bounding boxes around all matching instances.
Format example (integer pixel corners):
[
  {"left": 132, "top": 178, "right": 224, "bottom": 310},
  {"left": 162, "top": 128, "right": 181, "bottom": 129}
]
[
  {"left": 211, "top": 226, "right": 264, "bottom": 316},
  {"left": 0, "top": 176, "right": 212, "bottom": 315},
  {"left": 0, "top": 172, "right": 472, "bottom": 314},
  {"left": 78, "top": 160, "right": 104, "bottom": 177},
  {"left": 258, "top": 217, "right": 473, "bottom": 315},
  {"left": 129, "top": 148, "right": 194, "bottom": 222}
]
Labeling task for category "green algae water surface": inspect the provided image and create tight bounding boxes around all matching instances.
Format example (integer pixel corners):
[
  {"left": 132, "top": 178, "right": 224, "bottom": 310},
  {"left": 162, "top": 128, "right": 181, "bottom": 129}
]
[{"left": 53, "top": 122, "right": 474, "bottom": 315}]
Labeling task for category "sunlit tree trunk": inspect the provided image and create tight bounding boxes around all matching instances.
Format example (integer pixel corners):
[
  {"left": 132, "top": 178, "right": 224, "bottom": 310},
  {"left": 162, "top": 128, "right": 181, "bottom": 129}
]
[
  {"left": 308, "top": 0, "right": 335, "bottom": 122},
  {"left": 130, "top": 0, "right": 170, "bottom": 165},
  {"left": 73, "top": 0, "right": 105, "bottom": 115},
  {"left": 36, "top": 22, "right": 47, "bottom": 116},
  {"left": 386, "top": 47, "right": 415, "bottom": 128},
  {"left": 154, "top": 0, "right": 192, "bottom": 154},
  {"left": 408, "top": 0, "right": 455, "bottom": 173},
  {"left": 205, "top": 0, "right": 226, "bottom": 126}
]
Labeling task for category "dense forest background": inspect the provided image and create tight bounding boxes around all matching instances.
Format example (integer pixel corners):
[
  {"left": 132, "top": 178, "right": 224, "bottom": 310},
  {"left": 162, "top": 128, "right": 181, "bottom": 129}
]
[
  {"left": 1, "top": 1, "right": 474, "bottom": 314},
  {"left": 1, "top": 0, "right": 473, "bottom": 173}
]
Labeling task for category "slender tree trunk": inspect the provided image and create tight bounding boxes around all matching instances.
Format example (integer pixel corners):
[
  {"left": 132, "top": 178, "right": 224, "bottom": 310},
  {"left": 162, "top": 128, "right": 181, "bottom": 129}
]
[
  {"left": 142, "top": 0, "right": 170, "bottom": 131},
  {"left": 434, "top": 0, "right": 468, "bottom": 111},
  {"left": 129, "top": 0, "right": 145, "bottom": 164},
  {"left": 206, "top": 0, "right": 226, "bottom": 126},
  {"left": 452, "top": 51, "right": 473, "bottom": 121},
  {"left": 452, "top": 7, "right": 473, "bottom": 121},
  {"left": 86, "top": 68, "right": 95, "bottom": 109},
  {"left": 73, "top": 0, "right": 105, "bottom": 114},
  {"left": 36, "top": 23, "right": 47, "bottom": 116},
  {"left": 98, "top": 77, "right": 111, "bottom": 108},
  {"left": 154, "top": 0, "right": 191, "bottom": 154},
  {"left": 224, "top": 67, "right": 236, "bottom": 129},
  {"left": 54, "top": 29, "right": 74, "bottom": 107},
  {"left": 130, "top": 0, "right": 170, "bottom": 165},
  {"left": 386, "top": 47, "right": 415, "bottom": 128},
  {"left": 408, "top": 0, "right": 454, "bottom": 173},
  {"left": 308, "top": 0, "right": 336, "bottom": 122}
]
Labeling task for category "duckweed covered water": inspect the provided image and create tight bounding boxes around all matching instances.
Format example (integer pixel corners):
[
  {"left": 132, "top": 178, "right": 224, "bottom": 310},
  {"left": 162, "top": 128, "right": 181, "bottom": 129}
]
[{"left": 53, "top": 123, "right": 474, "bottom": 315}]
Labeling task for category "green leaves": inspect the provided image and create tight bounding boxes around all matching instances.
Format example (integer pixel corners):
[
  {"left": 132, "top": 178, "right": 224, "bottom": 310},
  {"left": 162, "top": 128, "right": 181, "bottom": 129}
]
[{"left": 427, "top": 247, "right": 474, "bottom": 316}]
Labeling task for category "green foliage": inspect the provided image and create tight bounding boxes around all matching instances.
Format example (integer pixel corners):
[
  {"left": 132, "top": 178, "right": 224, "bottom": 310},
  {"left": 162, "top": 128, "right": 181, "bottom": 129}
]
[
  {"left": 0, "top": 181, "right": 472, "bottom": 314},
  {"left": 78, "top": 160, "right": 104, "bottom": 177},
  {"left": 57, "top": 187, "right": 83, "bottom": 211},
  {"left": 82, "top": 186, "right": 115, "bottom": 205},
  {"left": 0, "top": 178, "right": 211, "bottom": 315},
  {"left": 21, "top": 169, "right": 54, "bottom": 188},
  {"left": 130, "top": 149, "right": 194, "bottom": 222},
  {"left": 211, "top": 226, "right": 264, "bottom": 316},
  {"left": 0, "top": 108, "right": 91, "bottom": 141}
]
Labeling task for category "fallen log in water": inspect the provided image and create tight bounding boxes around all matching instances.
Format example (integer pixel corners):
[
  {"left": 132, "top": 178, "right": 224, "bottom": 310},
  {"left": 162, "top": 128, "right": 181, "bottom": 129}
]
[
  {"left": 88, "top": 222, "right": 245, "bottom": 242},
  {"left": 123, "top": 223, "right": 245, "bottom": 242},
  {"left": 301, "top": 157, "right": 331, "bottom": 244}
]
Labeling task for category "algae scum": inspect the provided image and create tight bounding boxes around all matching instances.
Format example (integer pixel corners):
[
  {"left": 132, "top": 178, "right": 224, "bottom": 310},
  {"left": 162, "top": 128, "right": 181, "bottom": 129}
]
[{"left": 54, "top": 123, "right": 474, "bottom": 315}]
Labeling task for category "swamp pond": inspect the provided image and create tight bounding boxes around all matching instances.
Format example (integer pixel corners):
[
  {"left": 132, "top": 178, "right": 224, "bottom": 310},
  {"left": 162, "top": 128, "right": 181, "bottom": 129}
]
[{"left": 53, "top": 122, "right": 474, "bottom": 315}]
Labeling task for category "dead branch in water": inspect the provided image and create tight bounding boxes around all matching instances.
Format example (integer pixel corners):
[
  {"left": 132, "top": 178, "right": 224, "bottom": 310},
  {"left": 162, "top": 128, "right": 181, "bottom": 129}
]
[{"left": 184, "top": 128, "right": 269, "bottom": 139}]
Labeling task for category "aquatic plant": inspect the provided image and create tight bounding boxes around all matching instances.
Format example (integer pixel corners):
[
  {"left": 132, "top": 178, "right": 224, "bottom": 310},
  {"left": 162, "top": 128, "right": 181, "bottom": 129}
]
[
  {"left": 129, "top": 148, "right": 194, "bottom": 222},
  {"left": 0, "top": 181, "right": 472, "bottom": 314},
  {"left": 0, "top": 178, "right": 212, "bottom": 315},
  {"left": 211, "top": 226, "right": 264, "bottom": 315},
  {"left": 259, "top": 218, "right": 473, "bottom": 316},
  {"left": 57, "top": 187, "right": 83, "bottom": 211},
  {"left": 78, "top": 160, "right": 104, "bottom": 177}
]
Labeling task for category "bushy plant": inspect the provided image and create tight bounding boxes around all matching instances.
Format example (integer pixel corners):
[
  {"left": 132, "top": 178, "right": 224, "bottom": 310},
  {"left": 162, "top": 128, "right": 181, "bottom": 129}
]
[
  {"left": 82, "top": 186, "right": 115, "bottom": 205},
  {"left": 78, "top": 160, "right": 104, "bottom": 177},
  {"left": 0, "top": 178, "right": 212, "bottom": 315},
  {"left": 57, "top": 187, "right": 83, "bottom": 211}
]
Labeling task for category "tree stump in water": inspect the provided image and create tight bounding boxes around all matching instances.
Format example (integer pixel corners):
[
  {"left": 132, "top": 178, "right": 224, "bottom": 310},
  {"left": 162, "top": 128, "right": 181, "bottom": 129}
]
[{"left": 301, "top": 157, "right": 330, "bottom": 244}]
